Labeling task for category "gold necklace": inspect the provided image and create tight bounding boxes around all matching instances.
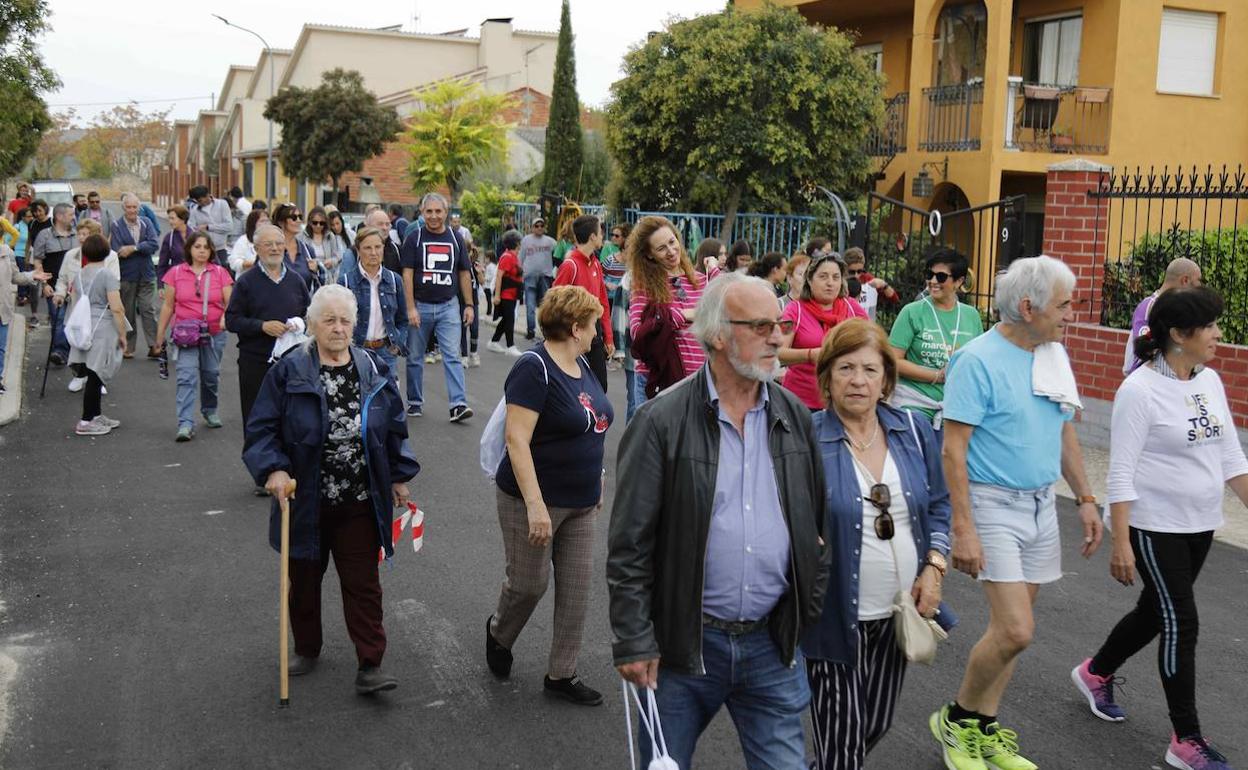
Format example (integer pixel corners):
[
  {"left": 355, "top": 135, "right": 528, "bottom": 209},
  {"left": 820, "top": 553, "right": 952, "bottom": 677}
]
[{"left": 845, "top": 419, "right": 881, "bottom": 451}]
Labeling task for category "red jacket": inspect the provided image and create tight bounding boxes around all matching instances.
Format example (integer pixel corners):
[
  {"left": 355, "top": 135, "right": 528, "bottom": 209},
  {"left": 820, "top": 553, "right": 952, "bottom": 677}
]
[{"left": 553, "top": 247, "right": 614, "bottom": 348}]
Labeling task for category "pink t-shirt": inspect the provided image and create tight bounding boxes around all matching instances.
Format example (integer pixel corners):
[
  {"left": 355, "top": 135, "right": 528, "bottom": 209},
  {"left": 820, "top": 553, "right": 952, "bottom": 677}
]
[
  {"left": 628, "top": 270, "right": 714, "bottom": 379},
  {"left": 781, "top": 297, "right": 868, "bottom": 409},
  {"left": 163, "top": 262, "right": 234, "bottom": 333}
]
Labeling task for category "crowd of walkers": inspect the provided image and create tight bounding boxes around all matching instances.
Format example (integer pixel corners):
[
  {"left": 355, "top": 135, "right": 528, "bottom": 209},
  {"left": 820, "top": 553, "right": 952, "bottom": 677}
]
[{"left": 5, "top": 182, "right": 1242, "bottom": 770}]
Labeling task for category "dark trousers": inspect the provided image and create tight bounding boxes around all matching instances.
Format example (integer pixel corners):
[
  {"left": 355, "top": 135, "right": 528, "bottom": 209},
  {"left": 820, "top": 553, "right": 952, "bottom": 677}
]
[
  {"left": 807, "top": 618, "right": 908, "bottom": 770},
  {"left": 1092, "top": 527, "right": 1213, "bottom": 738},
  {"left": 460, "top": 302, "right": 479, "bottom": 357},
  {"left": 483, "top": 288, "right": 494, "bottom": 316},
  {"left": 82, "top": 368, "right": 103, "bottom": 421},
  {"left": 289, "top": 500, "right": 386, "bottom": 668},
  {"left": 587, "top": 331, "right": 608, "bottom": 393},
  {"left": 238, "top": 357, "right": 270, "bottom": 428},
  {"left": 491, "top": 299, "right": 516, "bottom": 347}
]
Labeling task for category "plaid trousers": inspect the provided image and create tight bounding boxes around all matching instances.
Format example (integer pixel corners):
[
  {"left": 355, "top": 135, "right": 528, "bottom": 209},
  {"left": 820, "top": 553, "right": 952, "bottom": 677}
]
[{"left": 490, "top": 488, "right": 596, "bottom": 679}]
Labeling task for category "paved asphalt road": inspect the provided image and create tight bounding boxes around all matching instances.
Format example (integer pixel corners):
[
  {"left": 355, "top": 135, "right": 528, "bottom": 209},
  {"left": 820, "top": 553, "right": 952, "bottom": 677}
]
[{"left": 1, "top": 295, "right": 1246, "bottom": 767}]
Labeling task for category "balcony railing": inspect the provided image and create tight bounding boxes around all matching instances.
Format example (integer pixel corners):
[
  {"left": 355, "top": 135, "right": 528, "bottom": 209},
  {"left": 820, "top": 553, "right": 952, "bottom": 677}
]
[
  {"left": 1006, "top": 80, "right": 1112, "bottom": 154},
  {"left": 868, "top": 93, "right": 909, "bottom": 157},
  {"left": 918, "top": 82, "right": 984, "bottom": 152}
]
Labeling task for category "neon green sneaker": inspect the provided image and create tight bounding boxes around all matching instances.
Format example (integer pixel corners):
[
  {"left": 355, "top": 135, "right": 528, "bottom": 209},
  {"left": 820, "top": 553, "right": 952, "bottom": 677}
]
[
  {"left": 929, "top": 704, "right": 988, "bottom": 770},
  {"left": 980, "top": 723, "right": 1038, "bottom": 770}
]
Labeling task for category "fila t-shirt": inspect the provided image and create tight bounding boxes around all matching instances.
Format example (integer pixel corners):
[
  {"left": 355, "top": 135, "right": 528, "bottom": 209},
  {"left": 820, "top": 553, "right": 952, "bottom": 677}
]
[
  {"left": 399, "top": 226, "right": 469, "bottom": 304},
  {"left": 495, "top": 345, "right": 614, "bottom": 509}
]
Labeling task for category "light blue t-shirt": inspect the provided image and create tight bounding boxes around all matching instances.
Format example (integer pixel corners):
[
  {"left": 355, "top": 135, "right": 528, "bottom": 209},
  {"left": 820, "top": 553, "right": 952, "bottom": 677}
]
[{"left": 942, "top": 326, "right": 1072, "bottom": 489}]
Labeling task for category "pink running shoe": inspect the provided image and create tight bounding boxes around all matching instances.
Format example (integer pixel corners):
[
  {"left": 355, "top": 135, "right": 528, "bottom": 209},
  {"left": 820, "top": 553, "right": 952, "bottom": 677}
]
[
  {"left": 1166, "top": 734, "right": 1234, "bottom": 770},
  {"left": 1071, "top": 658, "right": 1126, "bottom": 722}
]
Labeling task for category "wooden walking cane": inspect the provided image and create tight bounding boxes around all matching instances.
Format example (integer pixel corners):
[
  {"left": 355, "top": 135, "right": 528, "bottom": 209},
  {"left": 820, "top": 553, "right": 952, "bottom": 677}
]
[{"left": 278, "top": 479, "right": 297, "bottom": 707}]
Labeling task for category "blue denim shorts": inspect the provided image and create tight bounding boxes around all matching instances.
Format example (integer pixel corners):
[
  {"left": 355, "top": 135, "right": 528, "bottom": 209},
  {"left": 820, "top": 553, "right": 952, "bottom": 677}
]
[{"left": 968, "top": 482, "right": 1062, "bottom": 584}]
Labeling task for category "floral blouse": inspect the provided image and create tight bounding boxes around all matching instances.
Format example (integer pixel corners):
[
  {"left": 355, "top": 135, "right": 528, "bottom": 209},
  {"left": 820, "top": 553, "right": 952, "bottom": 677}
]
[{"left": 319, "top": 363, "right": 369, "bottom": 505}]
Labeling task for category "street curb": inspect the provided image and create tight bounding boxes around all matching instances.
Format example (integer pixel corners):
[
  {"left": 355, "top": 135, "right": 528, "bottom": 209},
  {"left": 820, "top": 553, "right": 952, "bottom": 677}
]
[{"left": 0, "top": 315, "right": 26, "bottom": 426}]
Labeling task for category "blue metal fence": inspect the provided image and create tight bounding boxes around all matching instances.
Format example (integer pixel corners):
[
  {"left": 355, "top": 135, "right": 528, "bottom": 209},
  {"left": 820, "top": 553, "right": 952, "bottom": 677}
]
[{"left": 505, "top": 202, "right": 818, "bottom": 256}]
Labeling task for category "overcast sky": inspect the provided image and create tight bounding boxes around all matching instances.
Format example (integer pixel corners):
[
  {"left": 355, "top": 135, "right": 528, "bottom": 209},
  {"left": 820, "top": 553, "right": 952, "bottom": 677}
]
[{"left": 41, "top": 0, "right": 726, "bottom": 124}]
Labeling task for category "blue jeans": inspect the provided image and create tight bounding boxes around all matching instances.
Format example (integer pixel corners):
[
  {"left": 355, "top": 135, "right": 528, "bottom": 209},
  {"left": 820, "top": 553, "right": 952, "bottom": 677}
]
[
  {"left": 46, "top": 297, "right": 69, "bottom": 358},
  {"left": 174, "top": 331, "right": 226, "bottom": 429},
  {"left": 629, "top": 371, "right": 648, "bottom": 422},
  {"left": 405, "top": 300, "right": 466, "bottom": 409},
  {"left": 523, "top": 273, "right": 551, "bottom": 335},
  {"left": 370, "top": 345, "right": 399, "bottom": 390},
  {"left": 625, "top": 368, "right": 637, "bottom": 422},
  {"left": 640, "top": 627, "right": 810, "bottom": 770},
  {"left": 0, "top": 321, "right": 9, "bottom": 383}
]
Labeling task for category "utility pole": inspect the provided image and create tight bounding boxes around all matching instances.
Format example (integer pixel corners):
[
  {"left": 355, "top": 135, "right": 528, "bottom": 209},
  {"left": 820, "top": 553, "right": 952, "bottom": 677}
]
[{"left": 212, "top": 14, "right": 275, "bottom": 203}]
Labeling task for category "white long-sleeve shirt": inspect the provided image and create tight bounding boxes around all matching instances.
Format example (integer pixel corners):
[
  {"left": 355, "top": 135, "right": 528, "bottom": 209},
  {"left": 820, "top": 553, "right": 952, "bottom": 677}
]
[{"left": 1107, "top": 363, "right": 1248, "bottom": 532}]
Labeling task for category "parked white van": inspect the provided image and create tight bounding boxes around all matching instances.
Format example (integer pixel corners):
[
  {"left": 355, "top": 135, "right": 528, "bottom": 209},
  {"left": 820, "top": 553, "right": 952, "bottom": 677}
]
[{"left": 32, "top": 181, "right": 75, "bottom": 207}]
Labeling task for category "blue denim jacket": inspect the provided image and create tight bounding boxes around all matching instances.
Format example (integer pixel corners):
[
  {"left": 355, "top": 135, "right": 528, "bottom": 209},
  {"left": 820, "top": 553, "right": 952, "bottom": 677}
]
[
  {"left": 338, "top": 265, "right": 409, "bottom": 355},
  {"left": 801, "top": 403, "right": 952, "bottom": 665}
]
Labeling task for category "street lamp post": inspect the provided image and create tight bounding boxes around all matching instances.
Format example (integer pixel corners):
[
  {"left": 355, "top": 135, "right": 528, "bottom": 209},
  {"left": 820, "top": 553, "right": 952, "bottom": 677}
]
[{"left": 212, "top": 14, "right": 274, "bottom": 204}]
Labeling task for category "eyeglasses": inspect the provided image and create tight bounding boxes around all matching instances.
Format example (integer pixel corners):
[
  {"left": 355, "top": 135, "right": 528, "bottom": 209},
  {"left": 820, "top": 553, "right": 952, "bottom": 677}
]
[
  {"left": 310, "top": 220, "right": 326, "bottom": 227},
  {"left": 611, "top": 232, "right": 623, "bottom": 238},
  {"left": 846, "top": 268, "right": 865, "bottom": 277},
  {"left": 288, "top": 213, "right": 303, "bottom": 221},
  {"left": 925, "top": 270, "right": 954, "bottom": 283},
  {"left": 867, "top": 483, "right": 894, "bottom": 540},
  {"left": 726, "top": 318, "right": 796, "bottom": 336}
]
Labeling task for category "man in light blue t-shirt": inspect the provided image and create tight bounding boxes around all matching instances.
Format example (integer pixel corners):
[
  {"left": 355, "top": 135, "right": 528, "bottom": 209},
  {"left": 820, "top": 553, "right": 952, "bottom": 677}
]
[{"left": 928, "top": 256, "right": 1104, "bottom": 770}]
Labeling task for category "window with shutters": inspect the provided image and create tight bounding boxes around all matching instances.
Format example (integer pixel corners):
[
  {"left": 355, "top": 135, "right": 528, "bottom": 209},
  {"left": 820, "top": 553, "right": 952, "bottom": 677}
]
[{"left": 1156, "top": 8, "right": 1220, "bottom": 96}]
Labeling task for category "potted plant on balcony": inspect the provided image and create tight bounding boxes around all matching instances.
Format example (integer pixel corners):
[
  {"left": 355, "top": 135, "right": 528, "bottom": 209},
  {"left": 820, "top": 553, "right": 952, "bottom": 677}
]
[
  {"left": 1050, "top": 126, "right": 1075, "bottom": 152},
  {"left": 1021, "top": 84, "right": 1061, "bottom": 130}
]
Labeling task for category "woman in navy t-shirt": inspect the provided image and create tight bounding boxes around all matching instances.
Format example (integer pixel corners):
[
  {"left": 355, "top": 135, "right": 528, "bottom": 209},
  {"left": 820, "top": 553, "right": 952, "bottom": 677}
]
[{"left": 487, "top": 286, "right": 614, "bottom": 706}]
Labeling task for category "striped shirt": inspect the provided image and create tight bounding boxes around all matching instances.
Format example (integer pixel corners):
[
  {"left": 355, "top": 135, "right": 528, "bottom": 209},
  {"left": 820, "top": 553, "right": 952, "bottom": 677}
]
[{"left": 628, "top": 270, "right": 712, "bottom": 379}]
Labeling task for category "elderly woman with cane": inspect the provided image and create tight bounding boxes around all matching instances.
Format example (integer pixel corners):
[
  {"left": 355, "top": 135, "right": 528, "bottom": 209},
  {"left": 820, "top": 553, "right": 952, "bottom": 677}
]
[{"left": 243, "top": 284, "right": 419, "bottom": 696}]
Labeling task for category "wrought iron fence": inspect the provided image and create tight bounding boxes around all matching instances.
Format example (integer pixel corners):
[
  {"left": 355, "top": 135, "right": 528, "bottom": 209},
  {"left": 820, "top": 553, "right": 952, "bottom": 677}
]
[
  {"left": 1094, "top": 165, "right": 1248, "bottom": 344},
  {"left": 1007, "top": 81, "right": 1111, "bottom": 154},
  {"left": 868, "top": 93, "right": 909, "bottom": 157},
  {"left": 918, "top": 82, "right": 983, "bottom": 152}
]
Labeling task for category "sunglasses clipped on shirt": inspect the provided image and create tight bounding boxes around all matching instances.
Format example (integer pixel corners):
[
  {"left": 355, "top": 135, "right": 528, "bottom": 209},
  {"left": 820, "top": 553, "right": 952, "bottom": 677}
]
[
  {"left": 726, "top": 318, "right": 796, "bottom": 336},
  {"left": 867, "top": 483, "right": 895, "bottom": 540}
]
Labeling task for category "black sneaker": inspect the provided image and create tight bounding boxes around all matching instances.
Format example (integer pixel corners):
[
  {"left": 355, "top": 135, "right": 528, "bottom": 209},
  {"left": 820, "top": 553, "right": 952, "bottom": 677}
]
[
  {"left": 449, "top": 404, "right": 473, "bottom": 423},
  {"left": 355, "top": 666, "right": 398, "bottom": 695},
  {"left": 288, "top": 655, "right": 318, "bottom": 677},
  {"left": 406, "top": 404, "right": 422, "bottom": 418},
  {"left": 525, "top": 331, "right": 535, "bottom": 340},
  {"left": 543, "top": 674, "right": 604, "bottom": 706},
  {"left": 485, "top": 616, "right": 513, "bottom": 678},
  {"left": 49, "top": 352, "right": 66, "bottom": 367}
]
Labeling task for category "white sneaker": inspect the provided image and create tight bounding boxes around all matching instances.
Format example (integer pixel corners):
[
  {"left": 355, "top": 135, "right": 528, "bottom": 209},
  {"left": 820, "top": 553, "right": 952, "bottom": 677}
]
[
  {"left": 75, "top": 417, "right": 111, "bottom": 436},
  {"left": 101, "top": 385, "right": 108, "bottom": 395},
  {"left": 469, "top": 353, "right": 481, "bottom": 367},
  {"left": 68, "top": 376, "right": 86, "bottom": 392},
  {"left": 505, "top": 346, "right": 523, "bottom": 357},
  {"left": 487, "top": 341, "right": 505, "bottom": 354},
  {"left": 424, "top": 353, "right": 436, "bottom": 364},
  {"left": 97, "top": 415, "right": 121, "bottom": 429}
]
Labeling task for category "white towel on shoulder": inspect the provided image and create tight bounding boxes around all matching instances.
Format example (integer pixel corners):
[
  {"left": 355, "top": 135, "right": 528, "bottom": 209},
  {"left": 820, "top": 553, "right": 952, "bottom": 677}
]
[
  {"left": 1032, "top": 342, "right": 1082, "bottom": 416},
  {"left": 269, "top": 317, "right": 307, "bottom": 362}
]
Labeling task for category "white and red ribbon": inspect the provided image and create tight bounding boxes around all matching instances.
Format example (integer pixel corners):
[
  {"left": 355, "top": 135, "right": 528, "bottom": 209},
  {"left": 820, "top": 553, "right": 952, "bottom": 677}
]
[{"left": 379, "top": 502, "right": 424, "bottom": 562}]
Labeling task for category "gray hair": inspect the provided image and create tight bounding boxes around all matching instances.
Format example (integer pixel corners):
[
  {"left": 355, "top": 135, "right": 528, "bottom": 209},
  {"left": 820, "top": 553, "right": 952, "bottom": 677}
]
[
  {"left": 692, "top": 272, "right": 776, "bottom": 354},
  {"left": 52, "top": 202, "right": 73, "bottom": 219},
  {"left": 304, "top": 284, "right": 358, "bottom": 349},
  {"left": 995, "top": 255, "right": 1076, "bottom": 324},
  {"left": 419, "top": 192, "right": 448, "bottom": 211},
  {"left": 253, "top": 223, "right": 283, "bottom": 244},
  {"left": 121, "top": 192, "right": 140, "bottom": 205},
  {"left": 365, "top": 209, "right": 390, "bottom": 228}
]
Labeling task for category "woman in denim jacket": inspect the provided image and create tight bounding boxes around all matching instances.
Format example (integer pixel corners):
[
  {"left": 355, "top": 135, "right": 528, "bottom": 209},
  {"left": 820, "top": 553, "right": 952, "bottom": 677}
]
[
  {"left": 336, "top": 227, "right": 408, "bottom": 388},
  {"left": 802, "top": 319, "right": 952, "bottom": 770}
]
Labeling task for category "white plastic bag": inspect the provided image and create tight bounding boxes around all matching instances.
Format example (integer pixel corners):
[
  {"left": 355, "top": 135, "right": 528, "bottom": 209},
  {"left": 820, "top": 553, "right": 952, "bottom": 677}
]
[
  {"left": 479, "top": 351, "right": 547, "bottom": 479},
  {"left": 624, "top": 681, "right": 679, "bottom": 770},
  {"left": 64, "top": 271, "right": 103, "bottom": 350}
]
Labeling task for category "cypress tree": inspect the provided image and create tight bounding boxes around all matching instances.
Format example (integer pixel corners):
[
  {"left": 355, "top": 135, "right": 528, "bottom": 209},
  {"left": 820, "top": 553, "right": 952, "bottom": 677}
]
[{"left": 542, "top": 0, "right": 584, "bottom": 200}]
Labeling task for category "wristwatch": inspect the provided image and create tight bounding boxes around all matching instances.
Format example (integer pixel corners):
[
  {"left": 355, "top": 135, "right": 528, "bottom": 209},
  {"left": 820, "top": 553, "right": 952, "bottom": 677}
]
[
  {"left": 924, "top": 552, "right": 948, "bottom": 578},
  {"left": 1078, "top": 495, "right": 1098, "bottom": 505}
]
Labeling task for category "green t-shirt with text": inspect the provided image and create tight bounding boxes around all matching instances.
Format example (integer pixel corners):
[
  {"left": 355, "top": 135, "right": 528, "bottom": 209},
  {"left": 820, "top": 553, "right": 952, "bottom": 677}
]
[{"left": 889, "top": 299, "right": 983, "bottom": 411}]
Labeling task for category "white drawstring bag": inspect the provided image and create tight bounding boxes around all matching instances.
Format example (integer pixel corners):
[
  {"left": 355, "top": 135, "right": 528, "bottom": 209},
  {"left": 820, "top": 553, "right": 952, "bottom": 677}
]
[
  {"left": 623, "top": 681, "right": 679, "bottom": 770},
  {"left": 479, "top": 351, "right": 548, "bottom": 479}
]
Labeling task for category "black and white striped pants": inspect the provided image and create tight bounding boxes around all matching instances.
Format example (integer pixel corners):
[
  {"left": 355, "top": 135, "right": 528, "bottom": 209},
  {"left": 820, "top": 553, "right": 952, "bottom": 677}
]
[{"left": 806, "top": 617, "right": 908, "bottom": 770}]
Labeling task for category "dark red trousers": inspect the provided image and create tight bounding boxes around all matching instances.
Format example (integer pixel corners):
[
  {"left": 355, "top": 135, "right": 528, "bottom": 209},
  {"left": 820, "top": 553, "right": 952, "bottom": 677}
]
[{"left": 289, "top": 499, "right": 386, "bottom": 668}]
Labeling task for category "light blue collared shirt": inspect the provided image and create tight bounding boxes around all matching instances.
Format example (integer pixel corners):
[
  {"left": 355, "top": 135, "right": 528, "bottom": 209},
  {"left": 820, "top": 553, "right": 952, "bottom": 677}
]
[
  {"left": 263, "top": 262, "right": 288, "bottom": 285},
  {"left": 702, "top": 368, "right": 792, "bottom": 622}
]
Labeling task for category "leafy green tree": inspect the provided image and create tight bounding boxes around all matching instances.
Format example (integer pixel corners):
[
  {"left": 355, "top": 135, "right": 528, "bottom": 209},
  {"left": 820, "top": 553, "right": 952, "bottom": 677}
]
[
  {"left": 402, "top": 79, "right": 514, "bottom": 204},
  {"left": 0, "top": 0, "right": 58, "bottom": 181},
  {"left": 606, "top": 4, "right": 882, "bottom": 238},
  {"left": 541, "top": 0, "right": 584, "bottom": 200},
  {"left": 74, "top": 129, "right": 114, "bottom": 179},
  {"left": 265, "top": 68, "right": 402, "bottom": 199},
  {"left": 579, "top": 131, "right": 613, "bottom": 203},
  {"left": 459, "top": 182, "right": 527, "bottom": 250}
]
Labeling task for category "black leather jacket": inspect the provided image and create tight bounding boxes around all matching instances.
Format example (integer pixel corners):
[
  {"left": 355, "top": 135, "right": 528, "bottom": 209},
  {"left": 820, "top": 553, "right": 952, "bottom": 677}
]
[{"left": 607, "top": 366, "right": 830, "bottom": 675}]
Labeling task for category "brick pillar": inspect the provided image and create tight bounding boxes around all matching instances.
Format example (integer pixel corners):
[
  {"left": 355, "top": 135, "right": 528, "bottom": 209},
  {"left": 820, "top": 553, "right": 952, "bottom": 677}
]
[{"left": 1043, "top": 159, "right": 1111, "bottom": 324}]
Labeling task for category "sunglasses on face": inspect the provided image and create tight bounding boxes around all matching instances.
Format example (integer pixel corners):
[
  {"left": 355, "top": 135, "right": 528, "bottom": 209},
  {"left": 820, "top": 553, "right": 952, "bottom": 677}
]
[
  {"left": 867, "top": 483, "right": 894, "bottom": 540},
  {"left": 925, "top": 270, "right": 955, "bottom": 283},
  {"left": 727, "top": 318, "right": 796, "bottom": 336},
  {"left": 846, "top": 268, "right": 865, "bottom": 277},
  {"left": 310, "top": 220, "right": 326, "bottom": 227},
  {"left": 288, "top": 213, "right": 302, "bottom": 221}
]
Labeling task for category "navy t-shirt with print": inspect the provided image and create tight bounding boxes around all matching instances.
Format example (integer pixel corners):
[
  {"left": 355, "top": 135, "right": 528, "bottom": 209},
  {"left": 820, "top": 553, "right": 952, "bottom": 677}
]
[
  {"left": 399, "top": 226, "right": 469, "bottom": 304},
  {"left": 495, "top": 346, "right": 614, "bottom": 509}
]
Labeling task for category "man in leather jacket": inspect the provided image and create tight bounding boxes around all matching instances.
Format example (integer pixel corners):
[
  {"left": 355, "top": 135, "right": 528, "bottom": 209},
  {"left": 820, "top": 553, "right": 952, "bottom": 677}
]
[{"left": 608, "top": 273, "right": 830, "bottom": 769}]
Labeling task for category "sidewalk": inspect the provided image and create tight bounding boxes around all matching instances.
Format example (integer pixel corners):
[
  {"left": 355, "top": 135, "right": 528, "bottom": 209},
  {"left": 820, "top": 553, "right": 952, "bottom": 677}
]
[{"left": 1058, "top": 441, "right": 1248, "bottom": 549}]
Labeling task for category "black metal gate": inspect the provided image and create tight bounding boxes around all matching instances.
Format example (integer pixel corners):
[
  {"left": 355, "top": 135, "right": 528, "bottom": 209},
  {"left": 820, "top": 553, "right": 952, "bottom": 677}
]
[{"left": 861, "top": 192, "right": 1028, "bottom": 329}]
